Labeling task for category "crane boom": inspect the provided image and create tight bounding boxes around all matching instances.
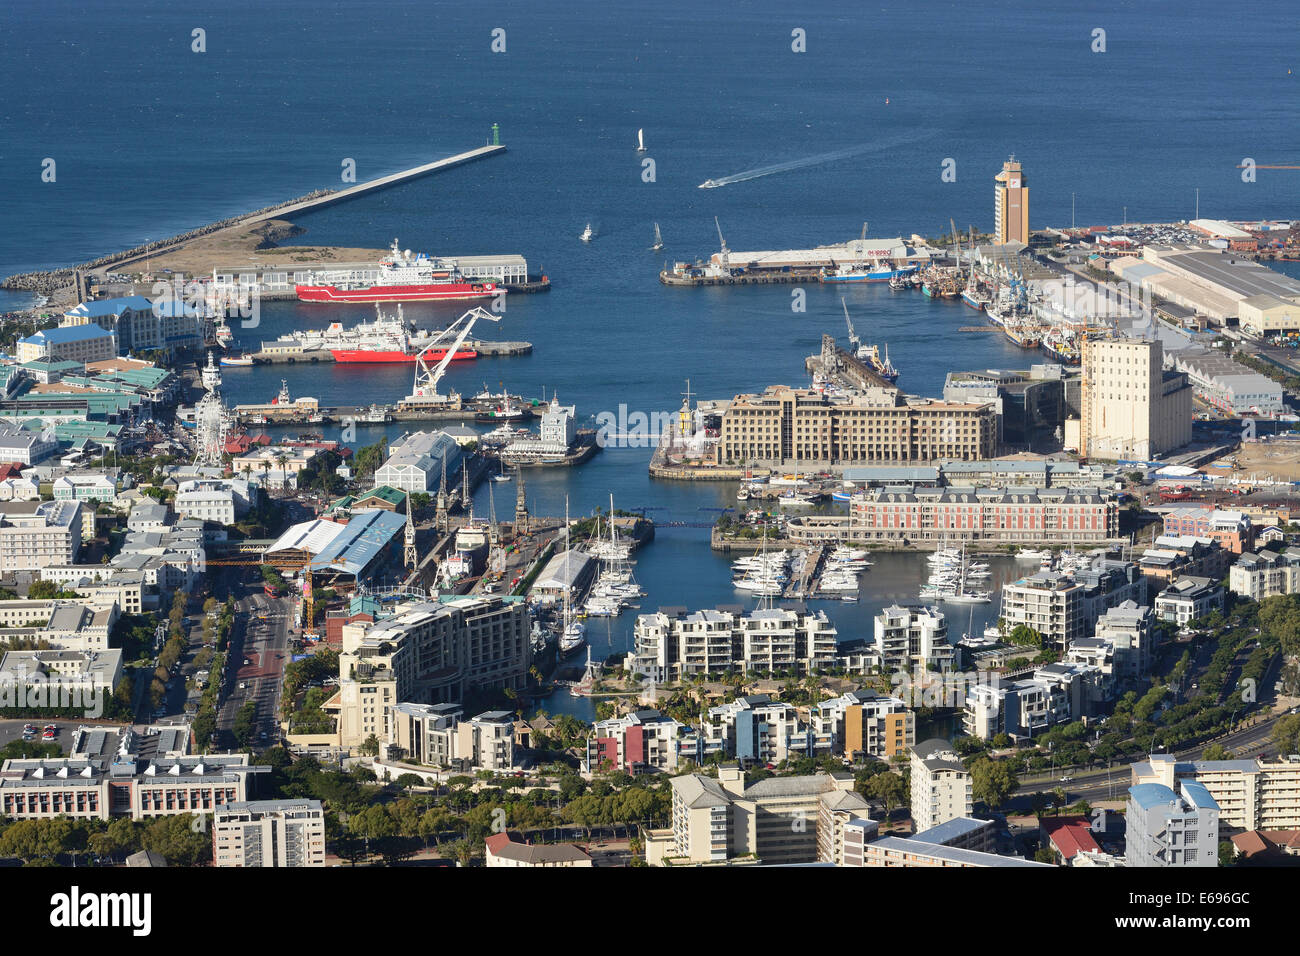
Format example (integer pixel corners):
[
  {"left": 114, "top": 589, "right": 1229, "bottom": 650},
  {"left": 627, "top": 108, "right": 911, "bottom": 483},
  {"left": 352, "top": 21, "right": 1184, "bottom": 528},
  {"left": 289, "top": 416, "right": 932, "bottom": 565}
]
[
  {"left": 842, "top": 298, "right": 860, "bottom": 351},
  {"left": 408, "top": 306, "right": 501, "bottom": 403},
  {"left": 715, "top": 216, "right": 727, "bottom": 253}
]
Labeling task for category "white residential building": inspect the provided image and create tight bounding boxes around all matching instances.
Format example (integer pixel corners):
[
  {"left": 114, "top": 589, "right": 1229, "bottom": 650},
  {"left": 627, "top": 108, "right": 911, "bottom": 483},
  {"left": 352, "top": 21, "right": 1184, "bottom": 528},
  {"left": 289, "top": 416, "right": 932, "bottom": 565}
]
[
  {"left": 1229, "top": 547, "right": 1300, "bottom": 601},
  {"left": 211, "top": 800, "right": 326, "bottom": 868},
  {"left": 1154, "top": 576, "right": 1224, "bottom": 626},
  {"left": 875, "top": 604, "right": 954, "bottom": 674},
  {"left": 701, "top": 696, "right": 807, "bottom": 766},
  {"left": 632, "top": 606, "right": 839, "bottom": 682},
  {"left": 1092, "top": 600, "right": 1154, "bottom": 679},
  {"left": 909, "top": 739, "right": 972, "bottom": 832},
  {"left": 0, "top": 501, "right": 82, "bottom": 572},
  {"left": 1126, "top": 781, "right": 1219, "bottom": 868},
  {"left": 0, "top": 422, "right": 59, "bottom": 466},
  {"left": 175, "top": 479, "right": 254, "bottom": 525}
]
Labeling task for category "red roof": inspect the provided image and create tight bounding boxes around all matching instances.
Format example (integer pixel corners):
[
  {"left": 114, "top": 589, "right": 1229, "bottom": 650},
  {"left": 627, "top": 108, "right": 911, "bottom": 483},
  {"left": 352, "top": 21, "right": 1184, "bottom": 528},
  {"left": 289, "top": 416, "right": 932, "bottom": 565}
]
[
  {"left": 484, "top": 833, "right": 512, "bottom": 855},
  {"left": 1042, "top": 816, "right": 1100, "bottom": 860},
  {"left": 0, "top": 462, "right": 24, "bottom": 481}
]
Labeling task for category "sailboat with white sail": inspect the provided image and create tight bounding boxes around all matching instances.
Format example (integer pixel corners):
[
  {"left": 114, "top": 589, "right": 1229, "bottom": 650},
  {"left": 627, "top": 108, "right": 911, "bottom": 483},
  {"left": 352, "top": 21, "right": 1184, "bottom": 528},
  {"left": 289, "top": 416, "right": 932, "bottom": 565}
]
[
  {"left": 651, "top": 222, "right": 664, "bottom": 251},
  {"left": 637, "top": 128, "right": 646, "bottom": 152}
]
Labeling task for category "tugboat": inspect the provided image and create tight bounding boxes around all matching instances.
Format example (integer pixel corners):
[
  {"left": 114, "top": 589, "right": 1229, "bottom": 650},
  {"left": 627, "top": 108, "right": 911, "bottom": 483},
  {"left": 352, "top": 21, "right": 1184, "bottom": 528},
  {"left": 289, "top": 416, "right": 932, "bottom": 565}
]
[{"left": 580, "top": 223, "right": 594, "bottom": 243}]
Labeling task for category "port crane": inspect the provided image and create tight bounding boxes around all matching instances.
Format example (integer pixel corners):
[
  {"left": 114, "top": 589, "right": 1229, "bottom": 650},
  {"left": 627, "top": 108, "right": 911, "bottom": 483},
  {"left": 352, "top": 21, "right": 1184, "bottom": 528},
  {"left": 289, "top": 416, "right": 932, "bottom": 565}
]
[
  {"left": 714, "top": 216, "right": 730, "bottom": 274},
  {"left": 406, "top": 306, "right": 500, "bottom": 405},
  {"left": 842, "top": 298, "right": 861, "bottom": 353}
]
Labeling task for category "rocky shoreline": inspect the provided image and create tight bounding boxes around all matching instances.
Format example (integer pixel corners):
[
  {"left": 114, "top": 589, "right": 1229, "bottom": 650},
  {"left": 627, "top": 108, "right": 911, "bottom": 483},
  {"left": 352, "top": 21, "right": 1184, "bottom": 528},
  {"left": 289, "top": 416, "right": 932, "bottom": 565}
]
[{"left": 0, "top": 189, "right": 332, "bottom": 293}]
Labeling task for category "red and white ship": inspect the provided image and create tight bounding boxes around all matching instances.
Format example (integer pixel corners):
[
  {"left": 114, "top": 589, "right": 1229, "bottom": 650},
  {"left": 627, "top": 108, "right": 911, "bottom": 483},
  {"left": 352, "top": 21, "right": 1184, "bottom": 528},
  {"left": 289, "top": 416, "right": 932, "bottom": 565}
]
[
  {"left": 267, "top": 304, "right": 478, "bottom": 364},
  {"left": 295, "top": 238, "right": 502, "bottom": 303}
]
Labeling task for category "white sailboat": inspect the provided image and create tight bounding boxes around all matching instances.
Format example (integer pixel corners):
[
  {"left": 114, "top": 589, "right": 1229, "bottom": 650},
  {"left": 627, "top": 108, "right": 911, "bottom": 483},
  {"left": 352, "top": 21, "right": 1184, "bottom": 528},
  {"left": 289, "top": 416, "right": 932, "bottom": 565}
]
[
  {"left": 559, "top": 497, "right": 586, "bottom": 655},
  {"left": 637, "top": 128, "right": 646, "bottom": 152},
  {"left": 580, "top": 223, "right": 594, "bottom": 242},
  {"left": 651, "top": 222, "right": 664, "bottom": 251}
]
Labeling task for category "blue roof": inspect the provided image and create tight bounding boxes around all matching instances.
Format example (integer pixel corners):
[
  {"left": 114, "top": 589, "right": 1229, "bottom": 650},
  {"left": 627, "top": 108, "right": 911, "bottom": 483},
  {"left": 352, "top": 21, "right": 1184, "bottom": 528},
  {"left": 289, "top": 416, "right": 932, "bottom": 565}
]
[
  {"left": 1180, "top": 780, "right": 1219, "bottom": 812},
  {"left": 911, "top": 817, "right": 989, "bottom": 846},
  {"left": 1129, "top": 783, "right": 1178, "bottom": 810},
  {"left": 20, "top": 325, "right": 116, "bottom": 346},
  {"left": 65, "top": 296, "right": 153, "bottom": 318},
  {"left": 309, "top": 509, "right": 406, "bottom": 577}
]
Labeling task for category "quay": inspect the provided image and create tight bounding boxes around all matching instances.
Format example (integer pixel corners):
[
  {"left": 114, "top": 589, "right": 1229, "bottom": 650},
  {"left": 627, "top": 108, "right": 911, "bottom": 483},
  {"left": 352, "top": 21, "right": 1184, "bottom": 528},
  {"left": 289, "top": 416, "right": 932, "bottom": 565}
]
[
  {"left": 660, "top": 268, "right": 824, "bottom": 287},
  {"left": 248, "top": 339, "right": 534, "bottom": 364}
]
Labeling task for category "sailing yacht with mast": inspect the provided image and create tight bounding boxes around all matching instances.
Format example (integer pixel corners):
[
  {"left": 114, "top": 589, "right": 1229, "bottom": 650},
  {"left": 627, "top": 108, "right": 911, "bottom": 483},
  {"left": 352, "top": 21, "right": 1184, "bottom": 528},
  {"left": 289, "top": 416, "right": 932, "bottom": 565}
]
[
  {"left": 651, "top": 222, "right": 664, "bottom": 251},
  {"left": 559, "top": 498, "right": 586, "bottom": 655},
  {"left": 637, "top": 128, "right": 646, "bottom": 152}
]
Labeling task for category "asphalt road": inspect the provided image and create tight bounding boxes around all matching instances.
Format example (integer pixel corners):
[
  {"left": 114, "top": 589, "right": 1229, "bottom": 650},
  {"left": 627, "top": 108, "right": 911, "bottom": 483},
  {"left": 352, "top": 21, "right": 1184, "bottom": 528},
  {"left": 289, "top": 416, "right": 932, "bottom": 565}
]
[
  {"left": 1009, "top": 710, "right": 1287, "bottom": 807},
  {"left": 216, "top": 585, "right": 292, "bottom": 748}
]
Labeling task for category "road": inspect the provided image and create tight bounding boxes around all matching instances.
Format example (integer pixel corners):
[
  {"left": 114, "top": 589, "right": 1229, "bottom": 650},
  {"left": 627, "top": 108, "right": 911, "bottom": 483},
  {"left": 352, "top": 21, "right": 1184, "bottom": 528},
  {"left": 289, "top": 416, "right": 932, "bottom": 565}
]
[
  {"left": 1008, "top": 711, "right": 1286, "bottom": 808},
  {"left": 214, "top": 577, "right": 293, "bottom": 749}
]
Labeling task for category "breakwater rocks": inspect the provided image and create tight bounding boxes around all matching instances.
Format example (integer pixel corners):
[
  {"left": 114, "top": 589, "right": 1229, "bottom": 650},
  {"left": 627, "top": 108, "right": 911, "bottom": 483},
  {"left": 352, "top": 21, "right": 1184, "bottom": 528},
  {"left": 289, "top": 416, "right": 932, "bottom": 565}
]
[
  {"left": 1, "top": 270, "right": 73, "bottom": 295},
  {"left": 1, "top": 188, "right": 336, "bottom": 291}
]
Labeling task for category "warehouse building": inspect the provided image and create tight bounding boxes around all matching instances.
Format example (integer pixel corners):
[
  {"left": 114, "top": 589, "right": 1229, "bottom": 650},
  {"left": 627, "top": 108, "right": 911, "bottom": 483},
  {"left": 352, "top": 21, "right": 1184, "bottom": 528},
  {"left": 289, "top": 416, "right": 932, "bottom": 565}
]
[{"left": 1166, "top": 347, "right": 1285, "bottom": 416}]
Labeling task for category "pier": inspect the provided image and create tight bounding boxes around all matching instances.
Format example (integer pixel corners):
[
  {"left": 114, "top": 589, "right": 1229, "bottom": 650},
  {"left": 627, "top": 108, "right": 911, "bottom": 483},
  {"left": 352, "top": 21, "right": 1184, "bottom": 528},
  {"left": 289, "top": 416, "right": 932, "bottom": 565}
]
[{"left": 97, "top": 145, "right": 509, "bottom": 276}]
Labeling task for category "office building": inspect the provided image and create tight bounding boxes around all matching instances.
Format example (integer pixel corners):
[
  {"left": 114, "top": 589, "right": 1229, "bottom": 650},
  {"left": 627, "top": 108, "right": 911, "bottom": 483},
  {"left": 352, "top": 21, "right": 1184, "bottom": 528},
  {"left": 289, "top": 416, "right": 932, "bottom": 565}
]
[
  {"left": 993, "top": 156, "right": 1030, "bottom": 246},
  {"left": 1162, "top": 506, "right": 1254, "bottom": 553},
  {"left": 332, "top": 596, "right": 530, "bottom": 749},
  {"left": 717, "top": 385, "right": 996, "bottom": 467},
  {"left": 787, "top": 485, "right": 1120, "bottom": 547}
]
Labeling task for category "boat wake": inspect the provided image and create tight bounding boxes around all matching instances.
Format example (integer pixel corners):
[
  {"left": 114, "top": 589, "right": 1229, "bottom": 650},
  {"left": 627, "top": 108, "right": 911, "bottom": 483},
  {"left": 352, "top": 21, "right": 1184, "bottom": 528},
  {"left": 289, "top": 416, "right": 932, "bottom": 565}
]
[{"left": 698, "top": 131, "right": 935, "bottom": 189}]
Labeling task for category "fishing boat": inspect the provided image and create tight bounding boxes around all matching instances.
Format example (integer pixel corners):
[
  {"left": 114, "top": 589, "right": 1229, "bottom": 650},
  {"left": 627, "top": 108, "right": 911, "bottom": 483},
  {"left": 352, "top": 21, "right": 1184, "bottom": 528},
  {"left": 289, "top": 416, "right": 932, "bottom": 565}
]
[
  {"left": 651, "top": 222, "right": 664, "bottom": 251},
  {"left": 580, "top": 223, "right": 594, "bottom": 243},
  {"left": 219, "top": 354, "right": 254, "bottom": 367}
]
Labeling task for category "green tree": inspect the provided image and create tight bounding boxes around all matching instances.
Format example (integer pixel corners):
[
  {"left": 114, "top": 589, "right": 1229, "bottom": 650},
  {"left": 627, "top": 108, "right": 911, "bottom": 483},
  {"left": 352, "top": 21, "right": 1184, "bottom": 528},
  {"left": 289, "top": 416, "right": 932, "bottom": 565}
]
[
  {"left": 867, "top": 771, "right": 908, "bottom": 815},
  {"left": 1035, "top": 846, "right": 1058, "bottom": 864},
  {"left": 970, "top": 758, "right": 1019, "bottom": 810},
  {"left": 1201, "top": 743, "right": 1234, "bottom": 761}
]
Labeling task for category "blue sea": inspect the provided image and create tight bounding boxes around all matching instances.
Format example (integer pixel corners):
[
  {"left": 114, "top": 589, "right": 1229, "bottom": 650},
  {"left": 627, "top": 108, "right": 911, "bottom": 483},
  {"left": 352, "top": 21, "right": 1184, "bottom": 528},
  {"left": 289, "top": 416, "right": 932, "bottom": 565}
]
[{"left": 2, "top": 0, "right": 1296, "bottom": 716}]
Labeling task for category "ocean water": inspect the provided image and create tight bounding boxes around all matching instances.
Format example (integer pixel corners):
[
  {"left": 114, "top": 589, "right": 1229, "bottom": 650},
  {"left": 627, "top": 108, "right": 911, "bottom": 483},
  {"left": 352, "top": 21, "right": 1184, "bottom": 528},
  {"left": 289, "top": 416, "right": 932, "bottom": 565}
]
[{"left": 2, "top": 0, "right": 1296, "bottom": 715}]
